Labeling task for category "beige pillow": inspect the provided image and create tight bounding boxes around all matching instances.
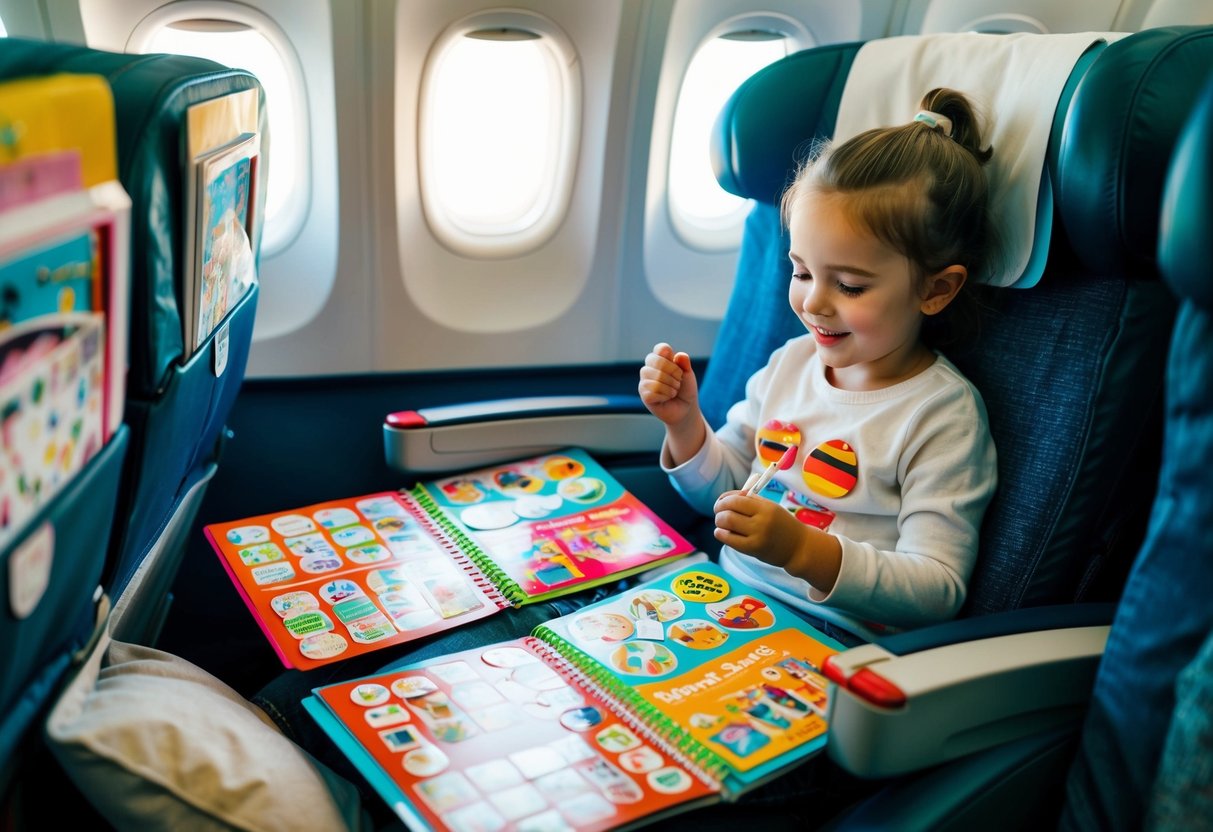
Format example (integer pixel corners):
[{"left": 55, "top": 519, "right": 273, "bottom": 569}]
[{"left": 46, "top": 636, "right": 371, "bottom": 832}]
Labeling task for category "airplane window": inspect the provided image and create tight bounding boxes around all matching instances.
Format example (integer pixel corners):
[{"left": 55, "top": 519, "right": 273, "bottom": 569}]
[
  {"left": 138, "top": 18, "right": 304, "bottom": 256},
  {"left": 420, "top": 22, "right": 580, "bottom": 257},
  {"left": 668, "top": 31, "right": 789, "bottom": 252}
]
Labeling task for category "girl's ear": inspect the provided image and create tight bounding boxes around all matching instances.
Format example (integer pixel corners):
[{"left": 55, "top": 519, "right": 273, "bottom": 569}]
[{"left": 920, "top": 266, "right": 968, "bottom": 316}]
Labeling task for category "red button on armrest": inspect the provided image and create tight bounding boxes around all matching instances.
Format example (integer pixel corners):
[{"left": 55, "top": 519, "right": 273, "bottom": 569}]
[
  {"left": 385, "top": 410, "right": 427, "bottom": 429},
  {"left": 848, "top": 668, "right": 907, "bottom": 709}
]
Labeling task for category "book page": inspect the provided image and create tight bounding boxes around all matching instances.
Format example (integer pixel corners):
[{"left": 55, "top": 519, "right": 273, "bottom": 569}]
[
  {"left": 309, "top": 637, "right": 718, "bottom": 831},
  {"left": 535, "top": 562, "right": 842, "bottom": 793},
  {"left": 413, "top": 448, "right": 696, "bottom": 604},
  {"left": 204, "top": 491, "right": 501, "bottom": 670}
]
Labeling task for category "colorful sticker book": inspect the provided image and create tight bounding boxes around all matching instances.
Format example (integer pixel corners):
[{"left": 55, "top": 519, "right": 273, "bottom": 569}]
[
  {"left": 304, "top": 562, "right": 842, "bottom": 830},
  {"left": 204, "top": 448, "right": 696, "bottom": 670}
]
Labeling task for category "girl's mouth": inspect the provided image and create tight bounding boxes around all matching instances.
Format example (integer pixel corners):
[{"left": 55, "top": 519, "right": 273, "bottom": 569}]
[{"left": 811, "top": 324, "right": 849, "bottom": 345}]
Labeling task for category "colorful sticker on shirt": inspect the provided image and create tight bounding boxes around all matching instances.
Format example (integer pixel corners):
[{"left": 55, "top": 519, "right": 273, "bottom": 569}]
[
  {"left": 802, "top": 439, "right": 858, "bottom": 498},
  {"left": 780, "top": 490, "right": 836, "bottom": 531},
  {"left": 756, "top": 419, "right": 801, "bottom": 463}
]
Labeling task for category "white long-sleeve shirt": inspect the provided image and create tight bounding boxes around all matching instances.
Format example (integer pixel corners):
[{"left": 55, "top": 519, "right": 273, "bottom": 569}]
[{"left": 663, "top": 334, "right": 997, "bottom": 637}]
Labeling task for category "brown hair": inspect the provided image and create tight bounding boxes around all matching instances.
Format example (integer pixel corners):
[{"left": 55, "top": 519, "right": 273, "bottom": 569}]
[{"left": 781, "top": 88, "right": 995, "bottom": 343}]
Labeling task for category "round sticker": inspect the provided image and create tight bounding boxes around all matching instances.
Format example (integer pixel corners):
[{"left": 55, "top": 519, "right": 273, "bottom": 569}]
[
  {"left": 331, "top": 525, "right": 375, "bottom": 547},
  {"left": 648, "top": 766, "right": 693, "bottom": 794},
  {"left": 403, "top": 746, "right": 449, "bottom": 777},
  {"left": 626, "top": 590, "right": 685, "bottom": 622},
  {"left": 557, "top": 476, "right": 607, "bottom": 503},
  {"left": 283, "top": 610, "right": 334, "bottom": 639},
  {"left": 542, "top": 455, "right": 586, "bottom": 480},
  {"left": 313, "top": 507, "right": 360, "bottom": 529},
  {"left": 618, "top": 746, "right": 664, "bottom": 774},
  {"left": 756, "top": 419, "right": 801, "bottom": 464},
  {"left": 481, "top": 646, "right": 540, "bottom": 668},
  {"left": 671, "top": 571, "right": 730, "bottom": 603},
  {"left": 225, "top": 525, "right": 269, "bottom": 545},
  {"left": 706, "top": 596, "right": 775, "bottom": 630},
  {"left": 365, "top": 703, "right": 411, "bottom": 729},
  {"left": 569, "top": 612, "right": 635, "bottom": 644},
  {"left": 299, "top": 631, "right": 347, "bottom": 660},
  {"left": 439, "top": 478, "right": 486, "bottom": 504},
  {"left": 319, "top": 579, "right": 364, "bottom": 604},
  {"left": 346, "top": 543, "right": 391, "bottom": 564},
  {"left": 492, "top": 468, "right": 545, "bottom": 495},
  {"left": 366, "top": 568, "right": 407, "bottom": 594},
  {"left": 349, "top": 683, "right": 391, "bottom": 707},
  {"left": 459, "top": 503, "right": 519, "bottom": 531},
  {"left": 559, "top": 706, "right": 603, "bottom": 732},
  {"left": 609, "top": 642, "right": 677, "bottom": 677},
  {"left": 667, "top": 619, "right": 729, "bottom": 650},
  {"left": 802, "top": 439, "right": 858, "bottom": 498},
  {"left": 271, "top": 514, "right": 315, "bottom": 536},
  {"left": 391, "top": 676, "right": 439, "bottom": 699},
  {"left": 238, "top": 543, "right": 284, "bottom": 566},
  {"left": 270, "top": 590, "right": 319, "bottom": 618},
  {"left": 299, "top": 554, "right": 344, "bottom": 574},
  {"left": 513, "top": 494, "right": 563, "bottom": 519}
]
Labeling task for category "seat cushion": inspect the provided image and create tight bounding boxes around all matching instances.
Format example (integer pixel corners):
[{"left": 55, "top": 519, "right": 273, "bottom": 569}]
[{"left": 45, "top": 637, "right": 370, "bottom": 832}]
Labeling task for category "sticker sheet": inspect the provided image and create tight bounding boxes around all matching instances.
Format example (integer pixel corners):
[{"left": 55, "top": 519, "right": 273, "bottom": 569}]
[
  {"left": 312, "top": 637, "right": 718, "bottom": 831},
  {"left": 541, "top": 563, "right": 841, "bottom": 787},
  {"left": 206, "top": 492, "right": 500, "bottom": 669},
  {"left": 415, "top": 448, "right": 694, "bottom": 602}
]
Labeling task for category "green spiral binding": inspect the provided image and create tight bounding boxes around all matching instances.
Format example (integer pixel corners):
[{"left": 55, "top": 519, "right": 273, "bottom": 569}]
[
  {"left": 408, "top": 485, "right": 528, "bottom": 605},
  {"left": 532, "top": 623, "right": 735, "bottom": 784}
]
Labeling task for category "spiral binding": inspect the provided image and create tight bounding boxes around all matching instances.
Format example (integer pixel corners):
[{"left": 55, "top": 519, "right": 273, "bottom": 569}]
[
  {"left": 397, "top": 489, "right": 515, "bottom": 609},
  {"left": 527, "top": 627, "right": 735, "bottom": 792}
]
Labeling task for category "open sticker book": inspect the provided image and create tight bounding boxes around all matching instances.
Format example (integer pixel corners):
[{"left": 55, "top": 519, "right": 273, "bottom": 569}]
[{"left": 204, "top": 448, "right": 696, "bottom": 669}]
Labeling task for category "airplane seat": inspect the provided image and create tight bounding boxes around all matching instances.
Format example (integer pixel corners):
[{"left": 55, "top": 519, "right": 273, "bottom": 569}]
[
  {"left": 706, "top": 27, "right": 1213, "bottom": 619},
  {"left": 0, "top": 38, "right": 266, "bottom": 828},
  {"left": 0, "top": 61, "right": 133, "bottom": 781},
  {"left": 820, "top": 69, "right": 1213, "bottom": 832},
  {"left": 379, "top": 26, "right": 1213, "bottom": 826},
  {"left": 1061, "top": 70, "right": 1213, "bottom": 832},
  {"left": 0, "top": 38, "right": 265, "bottom": 646}
]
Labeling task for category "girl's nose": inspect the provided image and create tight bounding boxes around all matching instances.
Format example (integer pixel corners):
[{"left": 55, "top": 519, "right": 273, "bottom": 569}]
[{"left": 803, "top": 280, "right": 830, "bottom": 316}]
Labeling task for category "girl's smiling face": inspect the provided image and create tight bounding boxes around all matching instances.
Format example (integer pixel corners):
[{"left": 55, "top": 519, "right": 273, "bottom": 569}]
[{"left": 787, "top": 191, "right": 942, "bottom": 391}]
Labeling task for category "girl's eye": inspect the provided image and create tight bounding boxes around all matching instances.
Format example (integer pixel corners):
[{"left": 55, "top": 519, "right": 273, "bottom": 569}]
[
  {"left": 838, "top": 282, "right": 866, "bottom": 297},
  {"left": 792, "top": 272, "right": 812, "bottom": 282}
]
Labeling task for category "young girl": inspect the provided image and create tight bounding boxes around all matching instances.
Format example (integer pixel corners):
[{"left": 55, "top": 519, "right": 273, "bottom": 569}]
[{"left": 640, "top": 87, "right": 998, "bottom": 641}]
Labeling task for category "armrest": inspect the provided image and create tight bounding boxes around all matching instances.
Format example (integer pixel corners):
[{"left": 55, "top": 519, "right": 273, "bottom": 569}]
[
  {"left": 823, "top": 606, "right": 1113, "bottom": 778},
  {"left": 383, "top": 395, "right": 665, "bottom": 474}
]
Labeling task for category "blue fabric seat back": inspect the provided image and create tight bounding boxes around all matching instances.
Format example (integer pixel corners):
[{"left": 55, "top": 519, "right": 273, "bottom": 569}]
[
  {"left": 1063, "top": 73, "right": 1213, "bottom": 831},
  {"left": 704, "top": 26, "right": 1213, "bottom": 616},
  {"left": 0, "top": 39, "right": 264, "bottom": 637}
]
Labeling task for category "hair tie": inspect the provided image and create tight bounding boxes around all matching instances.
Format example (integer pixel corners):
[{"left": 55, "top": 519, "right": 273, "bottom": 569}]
[{"left": 913, "top": 110, "right": 954, "bottom": 137}]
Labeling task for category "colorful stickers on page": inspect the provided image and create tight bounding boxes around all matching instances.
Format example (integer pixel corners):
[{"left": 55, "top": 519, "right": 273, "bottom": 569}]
[
  {"left": 207, "top": 492, "right": 498, "bottom": 669},
  {"left": 554, "top": 566, "right": 840, "bottom": 776},
  {"left": 315, "top": 637, "right": 716, "bottom": 832}
]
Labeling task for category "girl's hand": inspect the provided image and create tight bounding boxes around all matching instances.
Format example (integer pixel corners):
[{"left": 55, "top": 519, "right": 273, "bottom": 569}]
[
  {"left": 639, "top": 343, "right": 700, "bottom": 429},
  {"left": 713, "top": 491, "right": 841, "bottom": 593}
]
